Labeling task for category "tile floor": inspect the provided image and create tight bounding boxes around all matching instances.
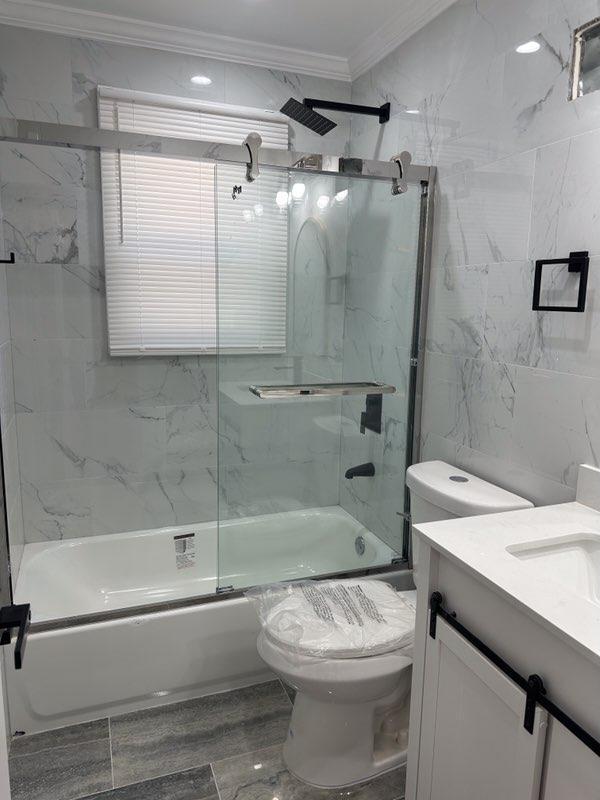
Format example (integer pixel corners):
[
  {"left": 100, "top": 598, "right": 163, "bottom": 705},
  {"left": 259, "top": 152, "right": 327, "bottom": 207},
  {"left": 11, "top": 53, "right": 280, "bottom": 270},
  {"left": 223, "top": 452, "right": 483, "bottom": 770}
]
[{"left": 9, "top": 680, "right": 406, "bottom": 800}]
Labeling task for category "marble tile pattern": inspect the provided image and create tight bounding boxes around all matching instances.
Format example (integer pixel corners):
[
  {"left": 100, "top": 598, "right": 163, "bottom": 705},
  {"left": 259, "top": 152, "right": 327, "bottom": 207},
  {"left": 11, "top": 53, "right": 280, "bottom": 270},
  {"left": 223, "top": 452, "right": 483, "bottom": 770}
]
[
  {"left": 109, "top": 680, "right": 292, "bottom": 787},
  {"left": 350, "top": 0, "right": 600, "bottom": 505},
  {"left": 9, "top": 680, "right": 405, "bottom": 800},
  {"left": 0, "top": 24, "right": 353, "bottom": 543},
  {"left": 338, "top": 177, "right": 421, "bottom": 553},
  {"left": 217, "top": 173, "right": 349, "bottom": 522}
]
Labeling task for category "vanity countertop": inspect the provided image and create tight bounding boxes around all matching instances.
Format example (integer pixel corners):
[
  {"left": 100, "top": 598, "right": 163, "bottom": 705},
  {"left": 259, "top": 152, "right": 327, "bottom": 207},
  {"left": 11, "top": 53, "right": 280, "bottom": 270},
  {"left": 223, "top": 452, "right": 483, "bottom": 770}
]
[{"left": 413, "top": 465, "right": 600, "bottom": 667}]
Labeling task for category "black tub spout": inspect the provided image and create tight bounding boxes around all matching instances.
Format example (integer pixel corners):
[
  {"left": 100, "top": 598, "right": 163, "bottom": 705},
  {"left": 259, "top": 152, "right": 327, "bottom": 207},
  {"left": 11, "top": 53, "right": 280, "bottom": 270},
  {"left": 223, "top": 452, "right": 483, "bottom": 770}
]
[{"left": 345, "top": 462, "right": 375, "bottom": 479}]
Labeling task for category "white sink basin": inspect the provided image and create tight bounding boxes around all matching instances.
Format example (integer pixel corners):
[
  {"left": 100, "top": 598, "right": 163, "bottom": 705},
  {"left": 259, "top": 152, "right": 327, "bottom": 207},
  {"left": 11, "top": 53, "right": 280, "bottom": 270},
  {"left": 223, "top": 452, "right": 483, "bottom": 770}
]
[{"left": 507, "top": 533, "right": 600, "bottom": 606}]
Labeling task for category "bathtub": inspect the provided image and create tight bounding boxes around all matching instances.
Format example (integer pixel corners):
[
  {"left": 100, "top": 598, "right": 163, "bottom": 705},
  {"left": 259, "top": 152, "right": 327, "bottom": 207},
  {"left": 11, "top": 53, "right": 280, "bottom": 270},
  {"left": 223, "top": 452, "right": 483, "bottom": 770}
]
[
  {"left": 15, "top": 506, "right": 397, "bottom": 622},
  {"left": 7, "top": 506, "right": 411, "bottom": 734}
]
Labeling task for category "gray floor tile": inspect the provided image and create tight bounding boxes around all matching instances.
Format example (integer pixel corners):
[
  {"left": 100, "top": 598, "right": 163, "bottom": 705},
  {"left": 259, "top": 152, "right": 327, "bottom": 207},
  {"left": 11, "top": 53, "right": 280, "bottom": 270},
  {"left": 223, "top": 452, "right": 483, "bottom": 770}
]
[
  {"left": 212, "top": 744, "right": 406, "bottom": 800},
  {"left": 9, "top": 738, "right": 113, "bottom": 800},
  {"left": 82, "top": 764, "right": 218, "bottom": 800},
  {"left": 110, "top": 681, "right": 292, "bottom": 788},
  {"left": 10, "top": 719, "right": 109, "bottom": 757}
]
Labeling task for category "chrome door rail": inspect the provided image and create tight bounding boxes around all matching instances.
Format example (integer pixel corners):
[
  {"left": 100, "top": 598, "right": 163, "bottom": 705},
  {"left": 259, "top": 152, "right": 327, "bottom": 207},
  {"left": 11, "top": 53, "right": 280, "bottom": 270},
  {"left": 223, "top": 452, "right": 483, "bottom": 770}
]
[{"left": 0, "top": 116, "right": 433, "bottom": 185}]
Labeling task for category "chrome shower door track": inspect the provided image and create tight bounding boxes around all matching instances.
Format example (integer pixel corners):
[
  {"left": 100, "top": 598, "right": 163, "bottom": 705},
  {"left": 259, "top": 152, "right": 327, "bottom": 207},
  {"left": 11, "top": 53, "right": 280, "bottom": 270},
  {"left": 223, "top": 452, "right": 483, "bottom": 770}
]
[{"left": 0, "top": 116, "right": 433, "bottom": 185}]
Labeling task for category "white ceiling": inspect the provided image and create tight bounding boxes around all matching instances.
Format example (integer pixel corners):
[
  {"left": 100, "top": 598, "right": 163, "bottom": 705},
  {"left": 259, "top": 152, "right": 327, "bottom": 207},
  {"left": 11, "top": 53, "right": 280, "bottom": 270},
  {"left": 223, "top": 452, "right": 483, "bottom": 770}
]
[
  {"left": 0, "top": 0, "right": 456, "bottom": 79},
  {"left": 39, "top": 0, "right": 402, "bottom": 56}
]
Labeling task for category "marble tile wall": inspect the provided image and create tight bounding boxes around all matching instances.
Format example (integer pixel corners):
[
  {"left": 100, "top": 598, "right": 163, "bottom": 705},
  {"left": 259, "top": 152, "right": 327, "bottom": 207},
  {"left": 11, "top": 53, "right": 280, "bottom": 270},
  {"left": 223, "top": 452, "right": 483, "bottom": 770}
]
[
  {"left": 349, "top": 0, "right": 600, "bottom": 506},
  {"left": 0, "top": 24, "right": 351, "bottom": 543},
  {"left": 217, "top": 174, "right": 348, "bottom": 520},
  {"left": 338, "top": 179, "right": 421, "bottom": 554}
]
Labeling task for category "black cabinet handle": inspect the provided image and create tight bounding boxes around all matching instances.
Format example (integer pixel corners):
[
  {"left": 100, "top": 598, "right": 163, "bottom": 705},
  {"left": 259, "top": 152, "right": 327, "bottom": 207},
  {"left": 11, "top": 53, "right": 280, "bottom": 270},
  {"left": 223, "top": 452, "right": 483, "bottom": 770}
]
[{"left": 0, "top": 603, "right": 31, "bottom": 669}]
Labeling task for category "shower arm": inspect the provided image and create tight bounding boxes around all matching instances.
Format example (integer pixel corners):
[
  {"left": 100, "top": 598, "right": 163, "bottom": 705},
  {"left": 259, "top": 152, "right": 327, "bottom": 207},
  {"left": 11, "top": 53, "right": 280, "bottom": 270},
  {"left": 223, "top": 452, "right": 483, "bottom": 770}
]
[{"left": 303, "top": 99, "right": 391, "bottom": 124}]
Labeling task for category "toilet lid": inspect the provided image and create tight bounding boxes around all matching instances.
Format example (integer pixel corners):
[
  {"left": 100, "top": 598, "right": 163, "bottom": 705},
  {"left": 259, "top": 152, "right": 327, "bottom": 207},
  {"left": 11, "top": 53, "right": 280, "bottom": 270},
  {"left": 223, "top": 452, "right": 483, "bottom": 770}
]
[{"left": 260, "top": 580, "right": 416, "bottom": 659}]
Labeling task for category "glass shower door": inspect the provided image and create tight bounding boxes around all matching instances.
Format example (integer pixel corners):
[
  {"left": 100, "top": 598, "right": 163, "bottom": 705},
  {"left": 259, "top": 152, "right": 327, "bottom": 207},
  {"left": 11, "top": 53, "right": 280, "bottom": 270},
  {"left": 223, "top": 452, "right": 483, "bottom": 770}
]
[
  {"left": 215, "top": 163, "right": 422, "bottom": 592},
  {"left": 0, "top": 137, "right": 220, "bottom": 623}
]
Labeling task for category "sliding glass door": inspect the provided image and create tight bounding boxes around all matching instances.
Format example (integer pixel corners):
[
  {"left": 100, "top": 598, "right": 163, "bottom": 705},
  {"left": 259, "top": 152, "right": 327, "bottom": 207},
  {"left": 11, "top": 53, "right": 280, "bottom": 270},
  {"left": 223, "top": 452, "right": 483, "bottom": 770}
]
[{"left": 215, "top": 165, "right": 422, "bottom": 592}]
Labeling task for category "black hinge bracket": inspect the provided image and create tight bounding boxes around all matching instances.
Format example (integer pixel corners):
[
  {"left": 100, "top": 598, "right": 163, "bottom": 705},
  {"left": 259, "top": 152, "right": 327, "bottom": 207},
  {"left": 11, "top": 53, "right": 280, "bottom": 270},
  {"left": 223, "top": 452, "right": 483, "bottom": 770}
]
[
  {"left": 0, "top": 603, "right": 31, "bottom": 669},
  {"left": 0, "top": 253, "right": 15, "bottom": 264}
]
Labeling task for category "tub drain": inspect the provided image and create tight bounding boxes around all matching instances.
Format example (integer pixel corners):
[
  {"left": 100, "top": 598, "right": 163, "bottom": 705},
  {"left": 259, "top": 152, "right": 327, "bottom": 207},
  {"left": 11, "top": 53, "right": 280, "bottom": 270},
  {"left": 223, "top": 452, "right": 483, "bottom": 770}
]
[{"left": 355, "top": 535, "right": 366, "bottom": 556}]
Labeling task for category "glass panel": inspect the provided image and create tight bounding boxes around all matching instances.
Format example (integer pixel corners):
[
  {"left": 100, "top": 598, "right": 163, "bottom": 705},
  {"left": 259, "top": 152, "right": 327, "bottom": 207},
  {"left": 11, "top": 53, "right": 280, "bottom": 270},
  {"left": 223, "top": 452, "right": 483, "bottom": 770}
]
[
  {"left": 0, "top": 141, "right": 219, "bottom": 623},
  {"left": 216, "top": 165, "right": 421, "bottom": 591}
]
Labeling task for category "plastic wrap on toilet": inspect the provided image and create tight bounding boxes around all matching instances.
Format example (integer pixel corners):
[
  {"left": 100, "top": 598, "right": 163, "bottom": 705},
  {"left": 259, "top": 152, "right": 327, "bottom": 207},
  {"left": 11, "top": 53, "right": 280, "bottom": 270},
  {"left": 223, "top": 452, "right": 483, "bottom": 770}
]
[{"left": 245, "top": 579, "right": 416, "bottom": 659}]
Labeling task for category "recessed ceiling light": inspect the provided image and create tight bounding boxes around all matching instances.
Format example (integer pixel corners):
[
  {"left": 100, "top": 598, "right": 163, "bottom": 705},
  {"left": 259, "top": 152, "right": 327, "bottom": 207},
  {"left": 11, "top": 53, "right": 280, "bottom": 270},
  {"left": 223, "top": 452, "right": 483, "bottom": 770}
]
[
  {"left": 405, "top": 108, "right": 420, "bottom": 114},
  {"left": 516, "top": 40, "right": 541, "bottom": 54},
  {"left": 191, "top": 74, "right": 212, "bottom": 86}
]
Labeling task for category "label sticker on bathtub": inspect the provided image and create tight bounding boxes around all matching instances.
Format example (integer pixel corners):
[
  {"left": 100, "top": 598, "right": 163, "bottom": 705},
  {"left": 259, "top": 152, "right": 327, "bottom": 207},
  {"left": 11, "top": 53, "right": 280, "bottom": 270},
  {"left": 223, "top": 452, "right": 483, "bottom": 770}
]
[{"left": 174, "top": 533, "right": 196, "bottom": 570}]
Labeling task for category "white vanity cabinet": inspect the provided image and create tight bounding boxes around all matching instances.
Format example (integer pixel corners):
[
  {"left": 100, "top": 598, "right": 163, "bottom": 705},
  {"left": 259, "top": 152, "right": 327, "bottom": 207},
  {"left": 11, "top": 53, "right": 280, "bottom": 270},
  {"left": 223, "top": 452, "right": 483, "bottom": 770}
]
[
  {"left": 406, "top": 532, "right": 600, "bottom": 800},
  {"left": 417, "top": 615, "right": 547, "bottom": 800}
]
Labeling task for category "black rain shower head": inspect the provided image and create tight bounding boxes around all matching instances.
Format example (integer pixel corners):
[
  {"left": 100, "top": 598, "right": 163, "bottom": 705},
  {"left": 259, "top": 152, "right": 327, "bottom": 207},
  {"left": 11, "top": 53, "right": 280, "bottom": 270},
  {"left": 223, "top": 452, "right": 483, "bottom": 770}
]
[
  {"left": 280, "top": 98, "right": 391, "bottom": 136},
  {"left": 280, "top": 97, "right": 337, "bottom": 136}
]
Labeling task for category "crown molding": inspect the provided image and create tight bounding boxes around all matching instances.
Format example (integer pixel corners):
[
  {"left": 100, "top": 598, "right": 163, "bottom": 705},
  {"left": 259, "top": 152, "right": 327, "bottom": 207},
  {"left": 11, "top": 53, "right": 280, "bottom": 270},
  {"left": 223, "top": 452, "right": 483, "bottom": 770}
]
[
  {"left": 0, "top": 0, "right": 456, "bottom": 85},
  {"left": 348, "top": 0, "right": 458, "bottom": 80},
  {"left": 0, "top": 0, "right": 351, "bottom": 81}
]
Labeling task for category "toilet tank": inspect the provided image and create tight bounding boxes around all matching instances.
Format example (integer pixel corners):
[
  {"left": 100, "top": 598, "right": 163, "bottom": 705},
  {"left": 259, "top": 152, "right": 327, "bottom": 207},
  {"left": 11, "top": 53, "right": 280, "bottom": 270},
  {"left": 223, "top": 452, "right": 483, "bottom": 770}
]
[
  {"left": 406, "top": 460, "right": 533, "bottom": 523},
  {"left": 405, "top": 460, "right": 533, "bottom": 583}
]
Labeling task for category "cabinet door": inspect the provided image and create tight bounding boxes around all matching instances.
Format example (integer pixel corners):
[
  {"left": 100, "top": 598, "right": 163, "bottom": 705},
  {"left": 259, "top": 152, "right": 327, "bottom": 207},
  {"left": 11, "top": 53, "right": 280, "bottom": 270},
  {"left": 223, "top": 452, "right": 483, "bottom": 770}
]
[
  {"left": 541, "top": 719, "right": 600, "bottom": 800},
  {"left": 416, "top": 617, "right": 547, "bottom": 800}
]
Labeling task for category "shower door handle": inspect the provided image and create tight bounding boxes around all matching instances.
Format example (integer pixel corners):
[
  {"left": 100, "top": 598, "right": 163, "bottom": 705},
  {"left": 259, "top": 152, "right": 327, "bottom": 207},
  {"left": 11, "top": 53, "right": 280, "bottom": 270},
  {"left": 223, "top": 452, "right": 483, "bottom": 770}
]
[{"left": 0, "top": 603, "right": 31, "bottom": 669}]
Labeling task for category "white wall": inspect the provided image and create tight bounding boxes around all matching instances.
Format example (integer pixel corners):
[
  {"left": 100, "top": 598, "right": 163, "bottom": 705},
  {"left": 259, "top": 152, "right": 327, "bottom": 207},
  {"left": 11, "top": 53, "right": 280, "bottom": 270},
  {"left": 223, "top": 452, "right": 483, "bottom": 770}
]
[{"left": 350, "top": 0, "right": 600, "bottom": 506}]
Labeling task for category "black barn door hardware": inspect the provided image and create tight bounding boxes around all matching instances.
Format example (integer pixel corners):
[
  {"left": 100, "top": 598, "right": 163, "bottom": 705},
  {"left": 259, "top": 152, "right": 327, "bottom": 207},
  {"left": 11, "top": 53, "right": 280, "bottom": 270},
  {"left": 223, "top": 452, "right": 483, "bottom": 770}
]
[
  {"left": 429, "top": 592, "right": 600, "bottom": 757},
  {"left": 0, "top": 253, "right": 15, "bottom": 264},
  {"left": 0, "top": 603, "right": 31, "bottom": 669},
  {"left": 532, "top": 250, "right": 589, "bottom": 312}
]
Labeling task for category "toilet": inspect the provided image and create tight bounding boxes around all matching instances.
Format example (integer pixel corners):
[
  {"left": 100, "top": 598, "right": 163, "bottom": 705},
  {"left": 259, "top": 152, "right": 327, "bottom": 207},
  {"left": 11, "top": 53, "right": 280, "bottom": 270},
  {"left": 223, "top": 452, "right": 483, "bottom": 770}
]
[
  {"left": 406, "top": 460, "right": 534, "bottom": 585},
  {"left": 255, "top": 461, "right": 533, "bottom": 789}
]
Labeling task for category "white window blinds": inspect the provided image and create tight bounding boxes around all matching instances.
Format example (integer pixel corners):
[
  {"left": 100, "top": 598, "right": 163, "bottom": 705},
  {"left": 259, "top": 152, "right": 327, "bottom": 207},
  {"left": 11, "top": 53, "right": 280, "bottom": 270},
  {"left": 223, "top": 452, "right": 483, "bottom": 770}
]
[{"left": 98, "top": 87, "right": 289, "bottom": 355}]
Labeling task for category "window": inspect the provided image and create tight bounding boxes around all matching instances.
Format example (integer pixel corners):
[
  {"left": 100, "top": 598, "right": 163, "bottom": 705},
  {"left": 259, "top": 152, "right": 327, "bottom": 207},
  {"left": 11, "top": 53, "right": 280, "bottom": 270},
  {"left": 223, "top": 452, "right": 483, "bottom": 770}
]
[{"left": 98, "top": 87, "right": 289, "bottom": 355}]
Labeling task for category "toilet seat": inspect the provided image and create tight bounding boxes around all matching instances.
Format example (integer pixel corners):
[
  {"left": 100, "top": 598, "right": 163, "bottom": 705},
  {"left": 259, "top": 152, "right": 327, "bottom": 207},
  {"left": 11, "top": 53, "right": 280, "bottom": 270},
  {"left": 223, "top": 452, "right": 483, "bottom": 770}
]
[{"left": 259, "top": 581, "right": 417, "bottom": 659}]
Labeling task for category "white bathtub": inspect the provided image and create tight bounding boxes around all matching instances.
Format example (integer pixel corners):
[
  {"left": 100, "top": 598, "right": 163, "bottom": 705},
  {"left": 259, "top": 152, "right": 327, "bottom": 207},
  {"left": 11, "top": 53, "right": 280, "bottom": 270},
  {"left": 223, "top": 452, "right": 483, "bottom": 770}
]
[
  {"left": 15, "top": 506, "right": 396, "bottom": 623},
  {"left": 7, "top": 507, "right": 409, "bottom": 734}
]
